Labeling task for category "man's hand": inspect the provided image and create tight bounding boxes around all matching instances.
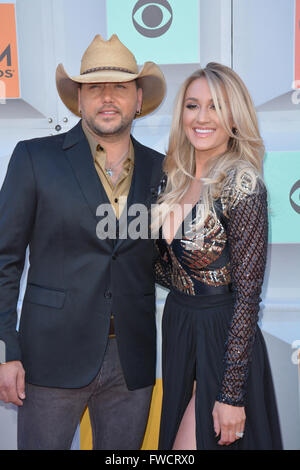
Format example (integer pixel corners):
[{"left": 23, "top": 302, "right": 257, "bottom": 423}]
[{"left": 0, "top": 361, "right": 25, "bottom": 406}]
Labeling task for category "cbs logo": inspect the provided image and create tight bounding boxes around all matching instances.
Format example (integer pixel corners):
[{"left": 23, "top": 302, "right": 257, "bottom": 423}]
[
  {"left": 132, "top": 0, "right": 173, "bottom": 38},
  {"left": 289, "top": 180, "right": 300, "bottom": 214},
  {"left": 291, "top": 340, "right": 300, "bottom": 365}
]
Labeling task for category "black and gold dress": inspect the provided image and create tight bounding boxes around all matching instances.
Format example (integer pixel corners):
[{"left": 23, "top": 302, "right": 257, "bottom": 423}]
[{"left": 155, "top": 169, "right": 283, "bottom": 450}]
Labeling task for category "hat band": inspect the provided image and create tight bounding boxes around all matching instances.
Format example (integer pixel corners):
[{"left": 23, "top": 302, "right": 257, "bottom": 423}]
[{"left": 81, "top": 66, "right": 136, "bottom": 75}]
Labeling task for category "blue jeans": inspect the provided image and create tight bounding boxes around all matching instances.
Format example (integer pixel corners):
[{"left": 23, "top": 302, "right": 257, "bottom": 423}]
[{"left": 17, "top": 338, "right": 153, "bottom": 450}]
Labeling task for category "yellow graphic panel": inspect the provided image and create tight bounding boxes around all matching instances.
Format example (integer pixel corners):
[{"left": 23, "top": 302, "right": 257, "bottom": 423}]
[
  {"left": 80, "top": 379, "right": 163, "bottom": 450},
  {"left": 80, "top": 405, "right": 93, "bottom": 451},
  {"left": 141, "top": 378, "right": 163, "bottom": 450}
]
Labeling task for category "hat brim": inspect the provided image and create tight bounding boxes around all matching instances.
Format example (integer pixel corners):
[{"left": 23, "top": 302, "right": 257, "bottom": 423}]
[{"left": 56, "top": 62, "right": 166, "bottom": 118}]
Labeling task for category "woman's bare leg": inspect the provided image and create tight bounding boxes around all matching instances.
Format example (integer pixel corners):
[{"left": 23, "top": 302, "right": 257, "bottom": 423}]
[{"left": 172, "top": 384, "right": 196, "bottom": 450}]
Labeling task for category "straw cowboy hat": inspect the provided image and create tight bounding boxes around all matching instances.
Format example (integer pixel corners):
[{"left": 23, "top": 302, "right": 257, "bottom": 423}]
[{"left": 56, "top": 34, "right": 166, "bottom": 118}]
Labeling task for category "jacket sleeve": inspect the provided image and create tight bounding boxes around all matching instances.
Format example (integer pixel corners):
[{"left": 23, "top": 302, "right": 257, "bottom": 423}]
[
  {"left": 152, "top": 174, "right": 173, "bottom": 290},
  {"left": 216, "top": 181, "right": 268, "bottom": 406},
  {"left": 0, "top": 141, "right": 37, "bottom": 363}
]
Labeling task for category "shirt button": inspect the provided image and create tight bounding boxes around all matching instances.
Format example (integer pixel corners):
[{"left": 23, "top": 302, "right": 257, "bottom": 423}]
[
  {"left": 97, "top": 144, "right": 104, "bottom": 152},
  {"left": 114, "top": 198, "right": 118, "bottom": 203},
  {"left": 104, "top": 291, "right": 112, "bottom": 299}
]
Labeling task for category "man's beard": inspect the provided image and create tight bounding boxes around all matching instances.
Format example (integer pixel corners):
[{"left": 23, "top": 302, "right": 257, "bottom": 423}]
[{"left": 85, "top": 111, "right": 135, "bottom": 138}]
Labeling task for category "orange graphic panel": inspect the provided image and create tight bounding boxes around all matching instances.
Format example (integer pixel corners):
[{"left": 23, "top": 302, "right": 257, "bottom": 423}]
[
  {"left": 296, "top": 0, "right": 300, "bottom": 87},
  {"left": 0, "top": 3, "right": 20, "bottom": 98}
]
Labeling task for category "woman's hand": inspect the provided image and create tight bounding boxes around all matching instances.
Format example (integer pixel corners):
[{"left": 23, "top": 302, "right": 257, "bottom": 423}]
[{"left": 212, "top": 401, "right": 246, "bottom": 446}]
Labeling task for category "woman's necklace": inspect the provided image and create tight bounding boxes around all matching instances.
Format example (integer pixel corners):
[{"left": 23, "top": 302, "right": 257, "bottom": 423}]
[{"left": 105, "top": 149, "right": 129, "bottom": 178}]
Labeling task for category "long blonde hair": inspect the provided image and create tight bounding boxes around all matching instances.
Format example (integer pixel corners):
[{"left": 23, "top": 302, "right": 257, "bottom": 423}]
[{"left": 151, "top": 62, "right": 265, "bottom": 235}]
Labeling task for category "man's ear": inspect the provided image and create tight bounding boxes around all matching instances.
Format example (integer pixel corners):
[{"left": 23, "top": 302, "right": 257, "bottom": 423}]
[
  {"left": 137, "top": 86, "right": 143, "bottom": 112},
  {"left": 78, "top": 85, "right": 81, "bottom": 114}
]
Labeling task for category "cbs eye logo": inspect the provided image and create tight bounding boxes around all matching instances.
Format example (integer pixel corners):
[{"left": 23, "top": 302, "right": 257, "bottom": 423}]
[
  {"left": 132, "top": 0, "right": 173, "bottom": 38},
  {"left": 289, "top": 180, "right": 300, "bottom": 214}
]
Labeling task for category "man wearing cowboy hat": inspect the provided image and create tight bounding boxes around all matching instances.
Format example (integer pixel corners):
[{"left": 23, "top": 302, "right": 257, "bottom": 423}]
[{"left": 0, "top": 34, "right": 166, "bottom": 450}]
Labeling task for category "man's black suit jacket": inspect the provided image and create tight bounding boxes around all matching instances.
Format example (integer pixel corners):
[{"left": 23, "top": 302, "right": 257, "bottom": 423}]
[{"left": 0, "top": 121, "right": 164, "bottom": 390}]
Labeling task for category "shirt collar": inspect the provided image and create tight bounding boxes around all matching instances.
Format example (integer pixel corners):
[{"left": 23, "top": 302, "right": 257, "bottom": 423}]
[{"left": 81, "top": 120, "right": 134, "bottom": 169}]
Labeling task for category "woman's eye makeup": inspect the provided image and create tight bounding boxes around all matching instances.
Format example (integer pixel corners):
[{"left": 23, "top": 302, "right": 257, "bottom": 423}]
[
  {"left": 185, "top": 101, "right": 218, "bottom": 110},
  {"left": 186, "top": 103, "right": 198, "bottom": 109}
]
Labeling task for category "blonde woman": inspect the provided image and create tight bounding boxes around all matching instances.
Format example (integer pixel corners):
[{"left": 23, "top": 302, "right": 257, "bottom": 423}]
[{"left": 153, "top": 63, "right": 282, "bottom": 450}]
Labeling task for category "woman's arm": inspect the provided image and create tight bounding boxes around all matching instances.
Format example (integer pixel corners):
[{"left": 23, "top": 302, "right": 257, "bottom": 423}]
[{"left": 216, "top": 181, "right": 268, "bottom": 406}]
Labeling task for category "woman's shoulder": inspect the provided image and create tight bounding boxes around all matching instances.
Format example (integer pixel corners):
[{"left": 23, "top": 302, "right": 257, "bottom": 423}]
[{"left": 220, "top": 165, "right": 267, "bottom": 217}]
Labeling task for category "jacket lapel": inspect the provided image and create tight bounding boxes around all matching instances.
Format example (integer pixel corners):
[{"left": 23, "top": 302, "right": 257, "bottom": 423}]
[
  {"left": 116, "top": 137, "right": 154, "bottom": 250},
  {"left": 63, "top": 124, "right": 156, "bottom": 251},
  {"left": 130, "top": 137, "right": 154, "bottom": 207},
  {"left": 63, "top": 121, "right": 109, "bottom": 217},
  {"left": 63, "top": 121, "right": 115, "bottom": 247}
]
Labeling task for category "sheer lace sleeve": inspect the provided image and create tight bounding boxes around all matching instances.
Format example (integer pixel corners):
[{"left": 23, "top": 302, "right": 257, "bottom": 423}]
[{"left": 216, "top": 178, "right": 268, "bottom": 406}]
